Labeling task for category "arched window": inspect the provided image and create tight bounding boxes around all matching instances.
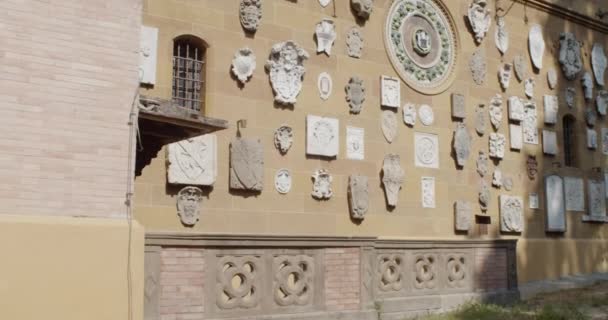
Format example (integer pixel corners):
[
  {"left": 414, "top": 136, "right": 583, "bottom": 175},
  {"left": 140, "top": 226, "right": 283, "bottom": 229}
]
[
  {"left": 563, "top": 115, "right": 577, "bottom": 167},
  {"left": 172, "top": 35, "right": 206, "bottom": 111}
]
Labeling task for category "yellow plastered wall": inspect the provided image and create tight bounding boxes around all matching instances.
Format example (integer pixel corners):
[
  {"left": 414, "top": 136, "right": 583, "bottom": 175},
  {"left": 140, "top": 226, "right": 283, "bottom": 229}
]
[
  {"left": 0, "top": 215, "right": 144, "bottom": 320},
  {"left": 136, "top": 0, "right": 608, "bottom": 284}
]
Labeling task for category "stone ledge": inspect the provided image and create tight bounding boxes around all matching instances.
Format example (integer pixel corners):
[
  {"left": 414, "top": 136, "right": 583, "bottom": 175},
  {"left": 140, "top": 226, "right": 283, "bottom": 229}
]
[
  {"left": 205, "top": 310, "right": 377, "bottom": 320},
  {"left": 582, "top": 215, "right": 608, "bottom": 223},
  {"left": 519, "top": 272, "right": 608, "bottom": 300}
]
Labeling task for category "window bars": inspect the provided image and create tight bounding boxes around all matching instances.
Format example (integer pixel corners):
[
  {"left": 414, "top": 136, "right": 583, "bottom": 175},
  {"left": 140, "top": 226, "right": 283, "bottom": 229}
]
[
  {"left": 563, "top": 116, "right": 576, "bottom": 167},
  {"left": 172, "top": 38, "right": 205, "bottom": 111}
]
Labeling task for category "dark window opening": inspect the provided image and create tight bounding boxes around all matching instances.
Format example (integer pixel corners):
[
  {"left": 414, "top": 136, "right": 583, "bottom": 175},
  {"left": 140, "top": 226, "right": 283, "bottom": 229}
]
[
  {"left": 563, "top": 115, "right": 577, "bottom": 167},
  {"left": 172, "top": 35, "right": 206, "bottom": 111}
]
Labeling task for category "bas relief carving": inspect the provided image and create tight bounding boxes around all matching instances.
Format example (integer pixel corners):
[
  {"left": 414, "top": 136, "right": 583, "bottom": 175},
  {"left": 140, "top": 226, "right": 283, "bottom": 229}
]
[
  {"left": 587, "top": 179, "right": 607, "bottom": 218},
  {"left": 381, "top": 76, "right": 400, "bottom": 108},
  {"left": 524, "top": 78, "right": 535, "bottom": 99},
  {"left": 529, "top": 24, "right": 545, "bottom": 70},
  {"left": 500, "top": 195, "right": 524, "bottom": 233},
  {"left": 349, "top": 175, "right": 369, "bottom": 220},
  {"left": 514, "top": 54, "right": 527, "bottom": 82},
  {"left": 559, "top": 32, "right": 582, "bottom": 81},
  {"left": 508, "top": 96, "right": 524, "bottom": 122},
  {"left": 564, "top": 176, "right": 584, "bottom": 212},
  {"left": 489, "top": 132, "right": 506, "bottom": 159},
  {"left": 266, "top": 41, "right": 309, "bottom": 105},
  {"left": 582, "top": 72, "right": 594, "bottom": 101},
  {"left": 586, "top": 107, "right": 597, "bottom": 127},
  {"left": 479, "top": 179, "right": 490, "bottom": 211},
  {"left": 306, "top": 115, "right": 339, "bottom": 157},
  {"left": 547, "top": 68, "right": 557, "bottom": 90},
  {"left": 421, "top": 176, "right": 436, "bottom": 208},
  {"left": 382, "top": 154, "right": 405, "bottom": 207},
  {"left": 346, "top": 27, "right": 364, "bottom": 58},
  {"left": 543, "top": 95, "right": 558, "bottom": 125},
  {"left": 476, "top": 104, "right": 486, "bottom": 135},
  {"left": 230, "top": 138, "right": 264, "bottom": 192},
  {"left": 597, "top": 90, "right": 608, "bottom": 116},
  {"left": 315, "top": 19, "right": 336, "bottom": 56},
  {"left": 592, "top": 43, "right": 607, "bottom": 86},
  {"left": 542, "top": 130, "right": 558, "bottom": 156},
  {"left": 509, "top": 124, "right": 523, "bottom": 150},
  {"left": 454, "top": 200, "right": 472, "bottom": 232},
  {"left": 415, "top": 132, "right": 439, "bottom": 168},
  {"left": 495, "top": 16, "right": 509, "bottom": 55},
  {"left": 346, "top": 76, "right": 366, "bottom": 114},
  {"left": 381, "top": 110, "right": 399, "bottom": 143},
  {"left": 476, "top": 151, "right": 488, "bottom": 177},
  {"left": 346, "top": 126, "right": 365, "bottom": 160},
  {"left": 414, "top": 254, "right": 437, "bottom": 290},
  {"left": 274, "top": 169, "right": 292, "bottom": 194},
  {"left": 467, "top": 0, "right": 491, "bottom": 44},
  {"left": 240, "top": 0, "right": 262, "bottom": 33},
  {"left": 351, "top": 0, "right": 373, "bottom": 19},
  {"left": 232, "top": 47, "right": 256, "bottom": 84},
  {"left": 403, "top": 103, "right": 417, "bottom": 126},
  {"left": 176, "top": 186, "right": 203, "bottom": 226},
  {"left": 492, "top": 169, "right": 503, "bottom": 188},
  {"left": 489, "top": 94, "right": 503, "bottom": 130},
  {"left": 216, "top": 256, "right": 261, "bottom": 309},
  {"left": 451, "top": 93, "right": 466, "bottom": 119},
  {"left": 167, "top": 134, "right": 217, "bottom": 186},
  {"left": 311, "top": 169, "right": 333, "bottom": 200},
  {"left": 527, "top": 155, "right": 538, "bottom": 180},
  {"left": 523, "top": 101, "right": 539, "bottom": 145},
  {"left": 418, "top": 104, "right": 434, "bottom": 126},
  {"left": 377, "top": 254, "right": 404, "bottom": 292},
  {"left": 318, "top": 72, "right": 333, "bottom": 100},
  {"left": 503, "top": 177, "right": 513, "bottom": 191},
  {"left": 602, "top": 128, "right": 608, "bottom": 155},
  {"left": 545, "top": 175, "right": 566, "bottom": 232},
  {"left": 454, "top": 123, "right": 471, "bottom": 167},
  {"left": 565, "top": 87, "right": 576, "bottom": 109},
  {"left": 446, "top": 254, "right": 467, "bottom": 288},
  {"left": 274, "top": 125, "right": 293, "bottom": 154},
  {"left": 588, "top": 128, "right": 598, "bottom": 150},
  {"left": 273, "top": 255, "right": 314, "bottom": 307},
  {"left": 498, "top": 63, "right": 512, "bottom": 90},
  {"left": 470, "top": 49, "right": 487, "bottom": 85}
]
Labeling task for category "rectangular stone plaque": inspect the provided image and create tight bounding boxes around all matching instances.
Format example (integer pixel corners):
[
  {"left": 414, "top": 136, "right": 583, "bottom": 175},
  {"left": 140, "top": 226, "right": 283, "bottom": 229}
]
[
  {"left": 167, "top": 134, "right": 217, "bottom": 186},
  {"left": 529, "top": 193, "right": 539, "bottom": 209},
  {"left": 545, "top": 175, "right": 566, "bottom": 232},
  {"left": 587, "top": 179, "right": 607, "bottom": 217},
  {"left": 523, "top": 102, "right": 539, "bottom": 144},
  {"left": 543, "top": 95, "right": 558, "bottom": 124},
  {"left": 381, "top": 75, "right": 400, "bottom": 108},
  {"left": 346, "top": 126, "right": 364, "bottom": 160},
  {"left": 508, "top": 96, "right": 524, "bottom": 122},
  {"left": 140, "top": 25, "right": 158, "bottom": 85},
  {"left": 451, "top": 93, "right": 466, "bottom": 119},
  {"left": 509, "top": 124, "right": 522, "bottom": 150},
  {"left": 602, "top": 128, "right": 608, "bottom": 155},
  {"left": 454, "top": 200, "right": 471, "bottom": 231},
  {"left": 306, "top": 115, "right": 339, "bottom": 157},
  {"left": 414, "top": 132, "right": 439, "bottom": 168},
  {"left": 421, "top": 176, "right": 435, "bottom": 208},
  {"left": 587, "top": 128, "right": 598, "bottom": 150},
  {"left": 542, "top": 130, "right": 557, "bottom": 155},
  {"left": 564, "top": 177, "right": 585, "bottom": 212},
  {"left": 229, "top": 137, "right": 264, "bottom": 191}
]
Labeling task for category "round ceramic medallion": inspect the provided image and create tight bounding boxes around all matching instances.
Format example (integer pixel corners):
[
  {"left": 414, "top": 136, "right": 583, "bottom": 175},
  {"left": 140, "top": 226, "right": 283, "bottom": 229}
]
[{"left": 384, "top": 0, "right": 459, "bottom": 94}]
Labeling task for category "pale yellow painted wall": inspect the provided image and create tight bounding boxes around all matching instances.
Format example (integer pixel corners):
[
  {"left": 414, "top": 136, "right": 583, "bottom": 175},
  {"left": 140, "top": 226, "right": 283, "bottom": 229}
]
[
  {"left": 0, "top": 215, "right": 144, "bottom": 320},
  {"left": 136, "top": 0, "right": 608, "bottom": 283}
]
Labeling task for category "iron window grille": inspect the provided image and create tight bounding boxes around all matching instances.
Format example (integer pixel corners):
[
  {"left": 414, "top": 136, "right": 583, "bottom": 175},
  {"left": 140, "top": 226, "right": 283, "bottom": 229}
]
[{"left": 172, "top": 36, "right": 205, "bottom": 111}]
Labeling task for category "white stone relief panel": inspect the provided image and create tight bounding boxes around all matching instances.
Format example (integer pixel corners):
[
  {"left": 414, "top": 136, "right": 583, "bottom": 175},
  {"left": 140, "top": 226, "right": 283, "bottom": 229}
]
[
  {"left": 382, "top": 154, "right": 404, "bottom": 207},
  {"left": 498, "top": 63, "right": 512, "bottom": 90},
  {"left": 230, "top": 138, "right": 264, "bottom": 191},
  {"left": 176, "top": 186, "right": 203, "bottom": 226},
  {"left": 346, "top": 27, "right": 364, "bottom": 59},
  {"left": 597, "top": 90, "right": 608, "bottom": 116},
  {"left": 509, "top": 124, "right": 523, "bottom": 150},
  {"left": 489, "top": 94, "right": 503, "bottom": 130},
  {"left": 315, "top": 19, "right": 336, "bottom": 56},
  {"left": 559, "top": 32, "right": 582, "bottom": 81},
  {"left": 311, "top": 169, "right": 333, "bottom": 200},
  {"left": 529, "top": 193, "right": 540, "bottom": 210},
  {"left": 524, "top": 78, "right": 535, "bottom": 99},
  {"left": 602, "top": 128, "right": 608, "bottom": 155},
  {"left": 529, "top": 24, "right": 545, "bottom": 70},
  {"left": 508, "top": 96, "right": 524, "bottom": 122},
  {"left": 421, "top": 177, "right": 436, "bottom": 209},
  {"left": 451, "top": 94, "right": 466, "bottom": 119},
  {"left": 542, "top": 130, "right": 558, "bottom": 155},
  {"left": 495, "top": 16, "right": 509, "bottom": 55},
  {"left": 582, "top": 72, "right": 594, "bottom": 101},
  {"left": 266, "top": 41, "right": 309, "bottom": 105},
  {"left": 381, "top": 76, "right": 400, "bottom": 109},
  {"left": 345, "top": 76, "right": 365, "bottom": 113},
  {"left": 514, "top": 54, "right": 527, "bottom": 82},
  {"left": 232, "top": 47, "right": 256, "bottom": 84},
  {"left": 592, "top": 43, "right": 607, "bottom": 87},
  {"left": 346, "top": 126, "right": 365, "bottom": 160},
  {"left": 588, "top": 128, "right": 598, "bottom": 150},
  {"left": 403, "top": 103, "right": 417, "bottom": 126},
  {"left": 467, "top": 0, "right": 491, "bottom": 44},
  {"left": 547, "top": 68, "right": 557, "bottom": 90},
  {"left": 565, "top": 87, "right": 576, "bottom": 109},
  {"left": 523, "top": 102, "right": 539, "bottom": 145},
  {"left": 500, "top": 195, "right": 524, "bottom": 233},
  {"left": 317, "top": 72, "right": 333, "bottom": 100},
  {"left": 381, "top": 110, "right": 398, "bottom": 143},
  {"left": 319, "top": 0, "right": 331, "bottom": 7},
  {"left": 418, "top": 104, "right": 434, "bottom": 126},
  {"left": 415, "top": 132, "right": 439, "bottom": 169},
  {"left": 489, "top": 133, "right": 506, "bottom": 159},
  {"left": 588, "top": 179, "right": 607, "bottom": 218},
  {"left": 240, "top": 0, "right": 262, "bottom": 32},
  {"left": 139, "top": 26, "right": 159, "bottom": 85},
  {"left": 545, "top": 175, "right": 566, "bottom": 232},
  {"left": 454, "top": 201, "right": 472, "bottom": 232},
  {"left": 564, "top": 176, "right": 584, "bottom": 212},
  {"left": 306, "top": 115, "right": 339, "bottom": 157},
  {"left": 275, "top": 169, "right": 292, "bottom": 194},
  {"left": 543, "top": 95, "right": 558, "bottom": 125},
  {"left": 167, "top": 134, "right": 217, "bottom": 186},
  {"left": 274, "top": 125, "right": 293, "bottom": 154}
]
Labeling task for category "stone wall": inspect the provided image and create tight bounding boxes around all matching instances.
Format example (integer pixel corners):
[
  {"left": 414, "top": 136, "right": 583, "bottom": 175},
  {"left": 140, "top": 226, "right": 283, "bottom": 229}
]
[{"left": 136, "top": 0, "right": 608, "bottom": 285}]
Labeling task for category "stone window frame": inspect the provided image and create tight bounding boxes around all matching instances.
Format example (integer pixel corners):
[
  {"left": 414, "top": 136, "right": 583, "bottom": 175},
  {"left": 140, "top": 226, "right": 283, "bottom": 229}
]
[{"left": 172, "top": 35, "right": 207, "bottom": 112}]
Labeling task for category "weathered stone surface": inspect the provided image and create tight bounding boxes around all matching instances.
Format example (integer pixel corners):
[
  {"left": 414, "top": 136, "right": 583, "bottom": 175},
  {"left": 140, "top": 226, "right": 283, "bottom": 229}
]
[
  {"left": 348, "top": 175, "right": 369, "bottom": 220},
  {"left": 475, "top": 104, "right": 486, "bottom": 135},
  {"left": 559, "top": 32, "right": 582, "bottom": 80},
  {"left": 523, "top": 101, "right": 539, "bottom": 144},
  {"left": 346, "top": 27, "right": 364, "bottom": 58},
  {"left": 274, "top": 125, "right": 293, "bottom": 154},
  {"left": 451, "top": 94, "right": 466, "bottom": 119},
  {"left": 176, "top": 186, "right": 203, "bottom": 226},
  {"left": 495, "top": 16, "right": 508, "bottom": 55},
  {"left": 498, "top": 63, "right": 512, "bottom": 90},
  {"left": 545, "top": 175, "right": 566, "bottom": 232},
  {"left": 232, "top": 47, "right": 256, "bottom": 84},
  {"left": 421, "top": 176, "right": 435, "bottom": 208},
  {"left": 319, "top": 0, "right": 331, "bottom": 7},
  {"left": 240, "top": 0, "right": 262, "bottom": 32},
  {"left": 403, "top": 103, "right": 417, "bottom": 126},
  {"left": 489, "top": 132, "right": 506, "bottom": 159},
  {"left": 587, "top": 128, "right": 598, "bottom": 150},
  {"left": 529, "top": 24, "right": 545, "bottom": 70},
  {"left": 139, "top": 26, "right": 158, "bottom": 85},
  {"left": 564, "top": 176, "right": 584, "bottom": 212},
  {"left": 230, "top": 138, "right": 264, "bottom": 191},
  {"left": 542, "top": 130, "right": 558, "bottom": 155},
  {"left": 167, "top": 134, "right": 217, "bottom": 186},
  {"left": 489, "top": 94, "right": 503, "bottom": 130},
  {"left": 311, "top": 169, "right": 333, "bottom": 200},
  {"left": 415, "top": 132, "right": 439, "bottom": 168},
  {"left": 602, "top": 128, "right": 608, "bottom": 155},
  {"left": 479, "top": 179, "right": 490, "bottom": 211},
  {"left": 527, "top": 155, "right": 538, "bottom": 180},
  {"left": 346, "top": 126, "right": 365, "bottom": 160},
  {"left": 317, "top": 72, "right": 332, "bottom": 101},
  {"left": 345, "top": 76, "right": 365, "bottom": 114},
  {"left": 513, "top": 54, "right": 527, "bottom": 82},
  {"left": 476, "top": 151, "right": 488, "bottom": 177},
  {"left": 582, "top": 72, "right": 594, "bottom": 101},
  {"left": 500, "top": 195, "right": 524, "bottom": 233},
  {"left": 382, "top": 154, "right": 404, "bottom": 207},
  {"left": 467, "top": 0, "right": 491, "bottom": 44},
  {"left": 592, "top": 43, "right": 607, "bottom": 86},
  {"left": 274, "top": 168, "right": 292, "bottom": 194},
  {"left": 543, "top": 95, "right": 558, "bottom": 125},
  {"left": 351, "top": 0, "right": 373, "bottom": 19},
  {"left": 470, "top": 49, "right": 487, "bottom": 85},
  {"left": 547, "top": 68, "right": 557, "bottom": 90},
  {"left": 418, "top": 104, "right": 434, "bottom": 126},
  {"left": 454, "top": 201, "right": 472, "bottom": 232},
  {"left": 508, "top": 96, "right": 524, "bottom": 122},
  {"left": 381, "top": 110, "right": 398, "bottom": 143},
  {"left": 597, "top": 90, "right": 608, "bottom": 116},
  {"left": 565, "top": 87, "right": 576, "bottom": 109},
  {"left": 509, "top": 124, "right": 522, "bottom": 150},
  {"left": 503, "top": 176, "right": 513, "bottom": 191},
  {"left": 524, "top": 78, "right": 535, "bottom": 99},
  {"left": 306, "top": 115, "right": 339, "bottom": 157},
  {"left": 588, "top": 179, "right": 607, "bottom": 218},
  {"left": 454, "top": 123, "right": 471, "bottom": 167},
  {"left": 586, "top": 107, "right": 597, "bottom": 127},
  {"left": 315, "top": 19, "right": 336, "bottom": 55},
  {"left": 266, "top": 41, "right": 309, "bottom": 105},
  {"left": 529, "top": 193, "right": 540, "bottom": 209},
  {"left": 381, "top": 75, "right": 400, "bottom": 109},
  {"left": 492, "top": 169, "right": 503, "bottom": 188}
]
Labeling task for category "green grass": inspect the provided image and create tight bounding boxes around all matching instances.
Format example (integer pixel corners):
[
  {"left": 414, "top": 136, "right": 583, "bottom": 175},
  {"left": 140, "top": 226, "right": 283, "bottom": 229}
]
[{"left": 415, "top": 302, "right": 591, "bottom": 320}]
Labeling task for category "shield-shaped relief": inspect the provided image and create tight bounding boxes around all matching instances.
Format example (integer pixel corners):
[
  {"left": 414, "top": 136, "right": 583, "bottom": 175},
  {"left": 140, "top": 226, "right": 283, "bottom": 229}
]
[{"left": 265, "top": 41, "right": 309, "bottom": 105}]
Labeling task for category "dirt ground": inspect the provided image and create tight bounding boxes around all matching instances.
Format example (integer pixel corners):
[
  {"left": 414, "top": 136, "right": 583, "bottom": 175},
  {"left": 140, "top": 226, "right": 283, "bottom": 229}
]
[{"left": 526, "top": 281, "right": 608, "bottom": 320}]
